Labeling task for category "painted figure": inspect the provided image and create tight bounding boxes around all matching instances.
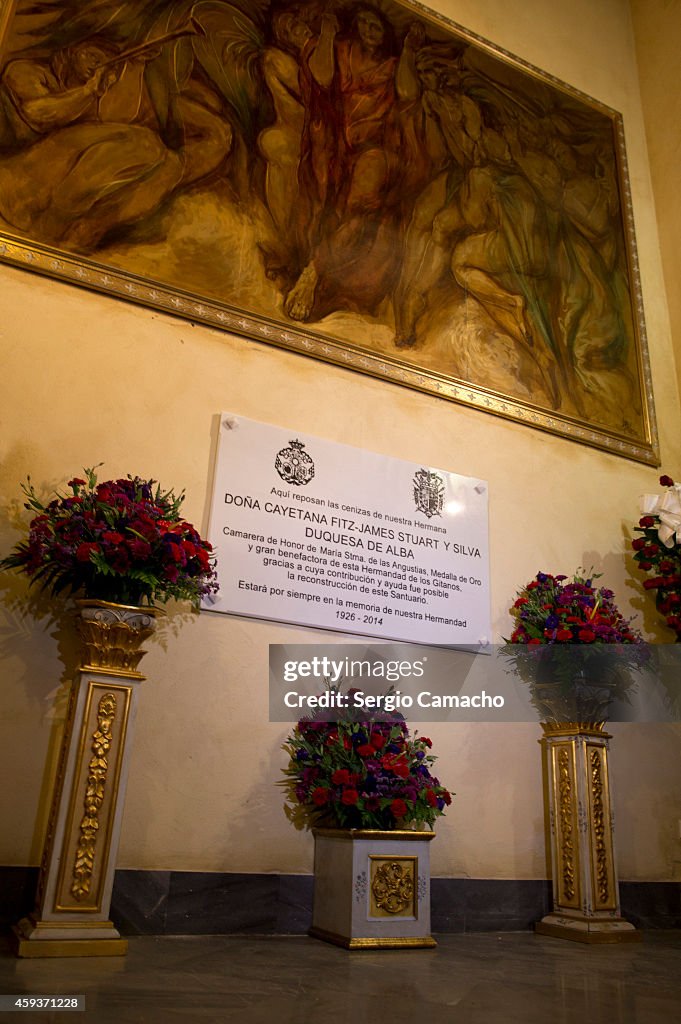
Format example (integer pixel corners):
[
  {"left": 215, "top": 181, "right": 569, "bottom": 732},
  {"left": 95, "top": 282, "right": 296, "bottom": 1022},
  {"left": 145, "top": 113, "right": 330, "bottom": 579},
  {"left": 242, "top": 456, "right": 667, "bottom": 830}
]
[
  {"left": 258, "top": 8, "right": 314, "bottom": 273},
  {"left": 0, "top": 0, "right": 645, "bottom": 441},
  {"left": 284, "top": 5, "right": 426, "bottom": 321},
  {"left": 0, "top": 36, "right": 231, "bottom": 251}
]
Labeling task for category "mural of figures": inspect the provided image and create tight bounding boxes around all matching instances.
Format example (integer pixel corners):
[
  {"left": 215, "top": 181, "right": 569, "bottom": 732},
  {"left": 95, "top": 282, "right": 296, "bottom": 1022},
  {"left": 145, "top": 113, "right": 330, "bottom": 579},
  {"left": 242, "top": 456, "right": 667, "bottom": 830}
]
[{"left": 0, "top": 0, "right": 656, "bottom": 461}]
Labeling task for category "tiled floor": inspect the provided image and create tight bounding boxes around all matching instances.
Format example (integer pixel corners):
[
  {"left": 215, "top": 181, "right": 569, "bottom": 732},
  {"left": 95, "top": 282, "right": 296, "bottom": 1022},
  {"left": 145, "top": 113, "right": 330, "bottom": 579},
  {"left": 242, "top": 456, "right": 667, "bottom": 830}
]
[{"left": 1, "top": 931, "right": 680, "bottom": 1023}]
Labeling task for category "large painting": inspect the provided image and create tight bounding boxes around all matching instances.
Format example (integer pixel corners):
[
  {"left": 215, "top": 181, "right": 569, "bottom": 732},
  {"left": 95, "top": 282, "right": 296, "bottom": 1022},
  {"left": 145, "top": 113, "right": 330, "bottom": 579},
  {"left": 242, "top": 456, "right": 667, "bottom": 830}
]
[{"left": 0, "top": 0, "right": 658, "bottom": 463}]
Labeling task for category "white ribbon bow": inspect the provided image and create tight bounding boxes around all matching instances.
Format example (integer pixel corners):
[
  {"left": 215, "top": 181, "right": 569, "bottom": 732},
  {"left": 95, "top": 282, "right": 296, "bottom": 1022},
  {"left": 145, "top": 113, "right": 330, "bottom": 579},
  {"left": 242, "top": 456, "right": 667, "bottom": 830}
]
[{"left": 640, "top": 485, "right": 681, "bottom": 548}]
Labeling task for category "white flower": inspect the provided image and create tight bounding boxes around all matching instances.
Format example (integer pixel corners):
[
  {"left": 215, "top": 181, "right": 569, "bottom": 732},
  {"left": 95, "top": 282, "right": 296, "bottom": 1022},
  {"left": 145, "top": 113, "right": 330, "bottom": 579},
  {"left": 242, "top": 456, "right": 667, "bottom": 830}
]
[{"left": 640, "top": 484, "right": 681, "bottom": 548}]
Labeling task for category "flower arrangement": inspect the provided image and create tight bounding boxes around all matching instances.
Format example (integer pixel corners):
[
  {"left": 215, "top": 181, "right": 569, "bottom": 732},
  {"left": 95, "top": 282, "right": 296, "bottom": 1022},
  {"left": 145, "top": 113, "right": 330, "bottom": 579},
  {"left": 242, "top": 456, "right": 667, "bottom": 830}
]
[
  {"left": 281, "top": 689, "right": 452, "bottom": 831},
  {"left": 505, "top": 570, "right": 646, "bottom": 721},
  {"left": 0, "top": 467, "right": 218, "bottom": 606},
  {"left": 632, "top": 474, "right": 681, "bottom": 639},
  {"left": 508, "top": 569, "right": 644, "bottom": 647}
]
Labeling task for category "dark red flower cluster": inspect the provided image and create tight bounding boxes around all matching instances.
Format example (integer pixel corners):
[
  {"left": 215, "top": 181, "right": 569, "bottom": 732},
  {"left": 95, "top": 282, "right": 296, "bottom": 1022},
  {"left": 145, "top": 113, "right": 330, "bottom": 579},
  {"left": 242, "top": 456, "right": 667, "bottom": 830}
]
[
  {"left": 632, "top": 474, "right": 681, "bottom": 638},
  {"left": 0, "top": 467, "right": 218, "bottom": 606},
  {"left": 508, "top": 571, "right": 643, "bottom": 647},
  {"left": 282, "top": 714, "right": 452, "bottom": 831}
]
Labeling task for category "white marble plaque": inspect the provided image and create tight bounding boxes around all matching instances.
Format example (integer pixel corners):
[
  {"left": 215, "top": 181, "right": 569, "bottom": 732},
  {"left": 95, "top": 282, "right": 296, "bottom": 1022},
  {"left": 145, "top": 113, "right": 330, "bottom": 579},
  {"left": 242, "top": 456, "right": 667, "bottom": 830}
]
[{"left": 203, "top": 414, "right": 490, "bottom": 645}]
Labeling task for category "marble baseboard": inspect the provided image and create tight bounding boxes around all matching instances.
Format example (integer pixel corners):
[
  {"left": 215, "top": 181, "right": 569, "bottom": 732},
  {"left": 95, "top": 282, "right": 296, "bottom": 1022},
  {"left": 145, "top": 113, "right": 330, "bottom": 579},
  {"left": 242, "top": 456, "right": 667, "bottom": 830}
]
[
  {"left": 619, "top": 881, "right": 681, "bottom": 930},
  {"left": 1, "top": 868, "right": 678, "bottom": 935},
  {"left": 430, "top": 878, "right": 553, "bottom": 932}
]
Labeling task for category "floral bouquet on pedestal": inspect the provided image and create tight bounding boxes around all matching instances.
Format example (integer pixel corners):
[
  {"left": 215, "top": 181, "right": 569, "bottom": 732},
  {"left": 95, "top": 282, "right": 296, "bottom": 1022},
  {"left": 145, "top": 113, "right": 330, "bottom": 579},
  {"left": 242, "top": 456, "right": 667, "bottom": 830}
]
[
  {"left": 281, "top": 689, "right": 452, "bottom": 831},
  {"left": 0, "top": 466, "right": 218, "bottom": 606},
  {"left": 1, "top": 468, "right": 219, "bottom": 956},
  {"left": 632, "top": 474, "right": 681, "bottom": 639},
  {"left": 505, "top": 570, "right": 646, "bottom": 723}
]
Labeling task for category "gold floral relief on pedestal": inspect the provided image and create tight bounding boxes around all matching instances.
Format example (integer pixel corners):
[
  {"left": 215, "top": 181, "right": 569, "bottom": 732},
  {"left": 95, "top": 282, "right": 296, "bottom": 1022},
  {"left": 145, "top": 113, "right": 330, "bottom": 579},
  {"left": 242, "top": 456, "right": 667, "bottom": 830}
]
[
  {"left": 71, "top": 694, "right": 117, "bottom": 901},
  {"left": 589, "top": 747, "right": 612, "bottom": 907},
  {"left": 369, "top": 857, "right": 417, "bottom": 918},
  {"left": 555, "top": 746, "right": 578, "bottom": 907}
]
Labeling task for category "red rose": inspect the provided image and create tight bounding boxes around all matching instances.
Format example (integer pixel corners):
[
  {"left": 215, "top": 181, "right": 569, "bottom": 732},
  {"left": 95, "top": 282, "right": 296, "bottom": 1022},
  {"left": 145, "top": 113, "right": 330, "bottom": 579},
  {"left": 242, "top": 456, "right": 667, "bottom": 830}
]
[
  {"left": 331, "top": 769, "right": 350, "bottom": 785},
  {"left": 660, "top": 475, "right": 675, "bottom": 487},
  {"left": 356, "top": 744, "right": 375, "bottom": 757},
  {"left": 75, "top": 542, "right": 99, "bottom": 562},
  {"left": 556, "top": 629, "right": 572, "bottom": 641},
  {"left": 639, "top": 516, "right": 656, "bottom": 528},
  {"left": 102, "top": 531, "right": 124, "bottom": 545},
  {"left": 631, "top": 539, "right": 646, "bottom": 551},
  {"left": 311, "top": 787, "right": 329, "bottom": 806},
  {"left": 425, "top": 789, "right": 438, "bottom": 807},
  {"left": 128, "top": 539, "right": 152, "bottom": 561},
  {"left": 370, "top": 732, "right": 386, "bottom": 749},
  {"left": 390, "top": 799, "right": 408, "bottom": 819},
  {"left": 129, "top": 518, "right": 156, "bottom": 541},
  {"left": 341, "top": 788, "right": 359, "bottom": 805},
  {"left": 578, "top": 629, "right": 596, "bottom": 642}
]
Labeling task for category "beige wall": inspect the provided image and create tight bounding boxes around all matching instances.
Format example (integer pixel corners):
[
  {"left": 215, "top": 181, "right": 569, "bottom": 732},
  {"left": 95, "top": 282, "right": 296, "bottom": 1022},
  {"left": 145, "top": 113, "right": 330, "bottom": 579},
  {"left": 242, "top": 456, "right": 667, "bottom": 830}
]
[
  {"left": 2, "top": 0, "right": 681, "bottom": 882},
  {"left": 631, "top": 0, "right": 681, "bottom": 407}
]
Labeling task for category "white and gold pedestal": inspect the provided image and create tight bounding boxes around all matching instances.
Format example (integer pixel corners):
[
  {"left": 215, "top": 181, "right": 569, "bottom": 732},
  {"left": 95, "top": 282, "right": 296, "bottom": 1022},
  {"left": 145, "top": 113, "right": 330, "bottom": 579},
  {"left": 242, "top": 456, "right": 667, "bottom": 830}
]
[
  {"left": 12, "top": 601, "right": 158, "bottom": 958},
  {"left": 310, "top": 828, "right": 436, "bottom": 949},
  {"left": 536, "top": 722, "right": 640, "bottom": 944}
]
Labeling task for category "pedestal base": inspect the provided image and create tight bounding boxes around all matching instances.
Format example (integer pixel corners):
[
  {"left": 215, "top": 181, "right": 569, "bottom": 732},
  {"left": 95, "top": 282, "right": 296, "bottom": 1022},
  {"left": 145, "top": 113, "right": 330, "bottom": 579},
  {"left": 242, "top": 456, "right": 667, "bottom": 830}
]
[
  {"left": 536, "top": 912, "right": 641, "bottom": 944},
  {"left": 11, "top": 916, "right": 128, "bottom": 958},
  {"left": 311, "top": 829, "right": 436, "bottom": 950},
  {"left": 309, "top": 925, "right": 437, "bottom": 950}
]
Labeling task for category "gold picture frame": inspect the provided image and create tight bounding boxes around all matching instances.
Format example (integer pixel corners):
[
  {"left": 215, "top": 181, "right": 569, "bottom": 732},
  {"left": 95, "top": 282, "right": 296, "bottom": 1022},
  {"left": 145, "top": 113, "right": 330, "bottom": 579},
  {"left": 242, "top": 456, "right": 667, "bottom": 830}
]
[{"left": 0, "top": 0, "right": 658, "bottom": 464}]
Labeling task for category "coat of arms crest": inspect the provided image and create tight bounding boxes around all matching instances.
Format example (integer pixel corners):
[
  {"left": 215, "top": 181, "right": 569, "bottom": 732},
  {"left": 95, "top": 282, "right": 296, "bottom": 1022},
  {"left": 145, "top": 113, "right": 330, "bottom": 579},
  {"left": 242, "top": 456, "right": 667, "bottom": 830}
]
[
  {"left": 275, "top": 439, "right": 315, "bottom": 486},
  {"left": 413, "top": 469, "right": 444, "bottom": 519}
]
